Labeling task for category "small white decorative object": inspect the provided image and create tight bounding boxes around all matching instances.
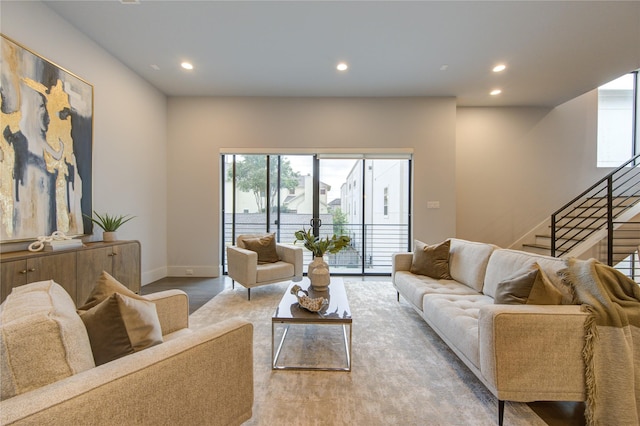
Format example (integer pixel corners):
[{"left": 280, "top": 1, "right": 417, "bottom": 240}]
[
  {"left": 28, "top": 231, "right": 76, "bottom": 252},
  {"left": 291, "top": 285, "right": 328, "bottom": 312}
]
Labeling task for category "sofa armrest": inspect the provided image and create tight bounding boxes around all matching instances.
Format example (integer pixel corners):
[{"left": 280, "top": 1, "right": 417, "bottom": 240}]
[
  {"left": 276, "top": 244, "right": 303, "bottom": 277},
  {"left": 227, "top": 245, "right": 258, "bottom": 286},
  {"left": 392, "top": 252, "right": 413, "bottom": 281},
  {"left": 144, "top": 289, "right": 189, "bottom": 335},
  {"left": 478, "top": 304, "right": 588, "bottom": 402},
  {"left": 0, "top": 319, "right": 254, "bottom": 426}
]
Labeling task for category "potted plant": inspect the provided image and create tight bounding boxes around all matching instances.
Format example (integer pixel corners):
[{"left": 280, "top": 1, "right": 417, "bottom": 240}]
[
  {"left": 294, "top": 227, "right": 350, "bottom": 291},
  {"left": 85, "top": 211, "right": 135, "bottom": 242},
  {"left": 294, "top": 227, "right": 351, "bottom": 257}
]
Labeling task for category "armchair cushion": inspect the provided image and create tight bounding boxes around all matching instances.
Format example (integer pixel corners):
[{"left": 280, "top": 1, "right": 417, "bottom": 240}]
[{"left": 241, "top": 233, "right": 280, "bottom": 264}]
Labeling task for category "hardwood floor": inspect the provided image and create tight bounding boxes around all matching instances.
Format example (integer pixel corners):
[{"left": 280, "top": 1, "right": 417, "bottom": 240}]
[{"left": 142, "top": 275, "right": 585, "bottom": 425}]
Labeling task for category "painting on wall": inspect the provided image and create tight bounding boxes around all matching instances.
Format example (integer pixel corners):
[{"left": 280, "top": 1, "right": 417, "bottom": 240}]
[{"left": 0, "top": 34, "right": 93, "bottom": 243}]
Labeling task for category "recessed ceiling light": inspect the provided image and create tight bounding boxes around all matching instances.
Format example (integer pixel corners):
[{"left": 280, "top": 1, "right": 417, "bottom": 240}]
[
  {"left": 181, "top": 62, "right": 194, "bottom": 70},
  {"left": 493, "top": 64, "right": 506, "bottom": 72},
  {"left": 337, "top": 62, "right": 348, "bottom": 71},
  {"left": 150, "top": 64, "right": 160, "bottom": 71},
  {"left": 490, "top": 89, "right": 502, "bottom": 96}
]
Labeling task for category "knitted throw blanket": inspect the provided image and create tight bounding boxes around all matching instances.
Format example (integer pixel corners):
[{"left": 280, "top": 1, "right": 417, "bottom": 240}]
[{"left": 562, "top": 258, "right": 640, "bottom": 426}]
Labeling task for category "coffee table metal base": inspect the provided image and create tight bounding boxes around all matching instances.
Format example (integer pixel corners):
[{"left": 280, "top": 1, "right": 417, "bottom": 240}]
[{"left": 271, "top": 322, "right": 352, "bottom": 371}]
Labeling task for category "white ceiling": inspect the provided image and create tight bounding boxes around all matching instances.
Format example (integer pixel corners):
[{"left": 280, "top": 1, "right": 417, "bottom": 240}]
[{"left": 42, "top": 0, "right": 640, "bottom": 107}]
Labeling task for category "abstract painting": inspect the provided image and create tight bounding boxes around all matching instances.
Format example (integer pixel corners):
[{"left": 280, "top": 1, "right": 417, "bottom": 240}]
[{"left": 0, "top": 35, "right": 93, "bottom": 242}]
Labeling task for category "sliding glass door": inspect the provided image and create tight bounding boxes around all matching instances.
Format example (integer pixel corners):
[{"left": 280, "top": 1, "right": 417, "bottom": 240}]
[{"left": 222, "top": 153, "right": 411, "bottom": 275}]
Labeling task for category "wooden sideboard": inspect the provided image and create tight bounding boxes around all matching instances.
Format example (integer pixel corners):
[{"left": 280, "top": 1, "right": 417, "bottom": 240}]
[{"left": 0, "top": 240, "right": 141, "bottom": 307}]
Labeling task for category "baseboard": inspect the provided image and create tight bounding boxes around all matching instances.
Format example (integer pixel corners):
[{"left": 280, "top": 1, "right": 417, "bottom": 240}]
[
  {"left": 142, "top": 266, "right": 168, "bottom": 286},
  {"left": 166, "top": 265, "right": 220, "bottom": 278}
]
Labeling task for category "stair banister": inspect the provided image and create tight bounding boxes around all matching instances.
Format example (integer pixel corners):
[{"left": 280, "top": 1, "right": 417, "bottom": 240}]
[{"left": 551, "top": 152, "right": 640, "bottom": 258}]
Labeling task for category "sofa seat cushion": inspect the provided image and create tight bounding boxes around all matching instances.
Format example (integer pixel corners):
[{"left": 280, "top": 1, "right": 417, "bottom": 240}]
[
  {"left": 484, "top": 249, "right": 572, "bottom": 303},
  {"left": 255, "top": 261, "right": 295, "bottom": 284},
  {"left": 0, "top": 280, "right": 95, "bottom": 401},
  {"left": 394, "top": 271, "right": 479, "bottom": 311},
  {"left": 422, "top": 293, "right": 494, "bottom": 368}
]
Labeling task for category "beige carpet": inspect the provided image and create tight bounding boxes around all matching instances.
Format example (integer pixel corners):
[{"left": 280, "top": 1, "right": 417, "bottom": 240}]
[{"left": 190, "top": 281, "right": 546, "bottom": 426}]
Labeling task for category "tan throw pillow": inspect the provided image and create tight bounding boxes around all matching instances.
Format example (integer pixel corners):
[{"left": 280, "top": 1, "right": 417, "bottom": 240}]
[
  {"left": 80, "top": 293, "right": 163, "bottom": 366},
  {"left": 410, "top": 240, "right": 452, "bottom": 279},
  {"left": 527, "top": 265, "right": 563, "bottom": 305},
  {"left": 80, "top": 271, "right": 146, "bottom": 310},
  {"left": 494, "top": 263, "right": 564, "bottom": 305},
  {"left": 242, "top": 233, "right": 280, "bottom": 264},
  {"left": 494, "top": 265, "right": 538, "bottom": 304}
]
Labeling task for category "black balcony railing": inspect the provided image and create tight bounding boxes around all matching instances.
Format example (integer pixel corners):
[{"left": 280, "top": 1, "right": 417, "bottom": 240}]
[{"left": 223, "top": 216, "right": 409, "bottom": 275}]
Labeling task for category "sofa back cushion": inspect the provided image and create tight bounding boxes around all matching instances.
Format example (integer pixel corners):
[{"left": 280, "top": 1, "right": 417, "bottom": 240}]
[
  {"left": 483, "top": 249, "right": 570, "bottom": 302},
  {"left": 448, "top": 239, "right": 498, "bottom": 292},
  {"left": 0, "top": 280, "right": 95, "bottom": 401}
]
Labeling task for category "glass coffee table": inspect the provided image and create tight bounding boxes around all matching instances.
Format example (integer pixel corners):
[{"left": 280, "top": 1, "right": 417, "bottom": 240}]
[{"left": 272, "top": 277, "right": 352, "bottom": 371}]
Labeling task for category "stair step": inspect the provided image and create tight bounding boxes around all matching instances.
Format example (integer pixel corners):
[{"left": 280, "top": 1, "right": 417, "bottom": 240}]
[{"left": 521, "top": 244, "right": 552, "bottom": 256}]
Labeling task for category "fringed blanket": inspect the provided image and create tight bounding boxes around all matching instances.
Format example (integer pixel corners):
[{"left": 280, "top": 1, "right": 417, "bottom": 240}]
[{"left": 561, "top": 258, "right": 640, "bottom": 426}]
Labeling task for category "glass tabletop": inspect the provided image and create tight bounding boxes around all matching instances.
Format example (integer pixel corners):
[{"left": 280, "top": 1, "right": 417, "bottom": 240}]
[{"left": 272, "top": 277, "right": 352, "bottom": 323}]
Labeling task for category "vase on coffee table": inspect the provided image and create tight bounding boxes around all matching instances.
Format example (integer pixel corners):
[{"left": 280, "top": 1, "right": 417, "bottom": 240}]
[{"left": 308, "top": 256, "right": 330, "bottom": 291}]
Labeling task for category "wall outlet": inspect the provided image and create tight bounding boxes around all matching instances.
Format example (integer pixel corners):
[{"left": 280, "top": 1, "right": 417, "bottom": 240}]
[
  {"left": 427, "top": 201, "right": 440, "bottom": 209},
  {"left": 185, "top": 269, "right": 194, "bottom": 275}
]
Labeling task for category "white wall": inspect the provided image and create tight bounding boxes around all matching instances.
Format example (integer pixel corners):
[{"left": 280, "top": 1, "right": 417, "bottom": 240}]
[
  {"left": 456, "top": 91, "right": 611, "bottom": 248},
  {"left": 167, "top": 97, "right": 457, "bottom": 276},
  {"left": 2, "top": 2, "right": 615, "bottom": 281},
  {"left": 1, "top": 1, "right": 168, "bottom": 284}
]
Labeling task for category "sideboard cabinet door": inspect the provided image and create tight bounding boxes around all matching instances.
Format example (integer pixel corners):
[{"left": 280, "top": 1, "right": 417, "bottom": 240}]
[
  {"left": 76, "top": 247, "right": 115, "bottom": 305},
  {"left": 112, "top": 242, "right": 141, "bottom": 294},
  {"left": 0, "top": 260, "right": 27, "bottom": 302},
  {"left": 27, "top": 253, "right": 77, "bottom": 301},
  {"left": 0, "top": 252, "right": 76, "bottom": 303},
  {"left": 76, "top": 241, "right": 141, "bottom": 306}
]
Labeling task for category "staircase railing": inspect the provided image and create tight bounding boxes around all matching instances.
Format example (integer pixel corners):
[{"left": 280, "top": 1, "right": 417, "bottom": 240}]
[{"left": 551, "top": 153, "right": 640, "bottom": 263}]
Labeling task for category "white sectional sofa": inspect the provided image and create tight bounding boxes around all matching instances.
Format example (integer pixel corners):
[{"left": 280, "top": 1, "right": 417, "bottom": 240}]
[{"left": 392, "top": 238, "right": 588, "bottom": 425}]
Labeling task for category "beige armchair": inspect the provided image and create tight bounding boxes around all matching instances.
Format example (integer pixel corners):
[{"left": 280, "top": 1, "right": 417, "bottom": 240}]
[{"left": 227, "top": 234, "right": 303, "bottom": 300}]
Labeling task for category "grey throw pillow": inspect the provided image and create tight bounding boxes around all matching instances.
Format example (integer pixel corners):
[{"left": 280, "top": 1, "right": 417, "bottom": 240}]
[
  {"left": 494, "top": 265, "right": 538, "bottom": 304},
  {"left": 410, "top": 240, "right": 452, "bottom": 279},
  {"left": 494, "top": 263, "right": 563, "bottom": 305}
]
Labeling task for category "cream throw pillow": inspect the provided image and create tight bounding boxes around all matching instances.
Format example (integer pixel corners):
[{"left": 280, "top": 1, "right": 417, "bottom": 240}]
[{"left": 410, "top": 240, "right": 452, "bottom": 279}]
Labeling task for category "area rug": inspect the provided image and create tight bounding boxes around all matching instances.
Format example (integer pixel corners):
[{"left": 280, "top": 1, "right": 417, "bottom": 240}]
[{"left": 189, "top": 281, "right": 546, "bottom": 425}]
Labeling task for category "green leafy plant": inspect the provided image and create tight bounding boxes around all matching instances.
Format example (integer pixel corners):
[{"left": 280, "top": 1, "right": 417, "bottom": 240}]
[
  {"left": 294, "top": 227, "right": 351, "bottom": 257},
  {"left": 84, "top": 211, "right": 135, "bottom": 232}
]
